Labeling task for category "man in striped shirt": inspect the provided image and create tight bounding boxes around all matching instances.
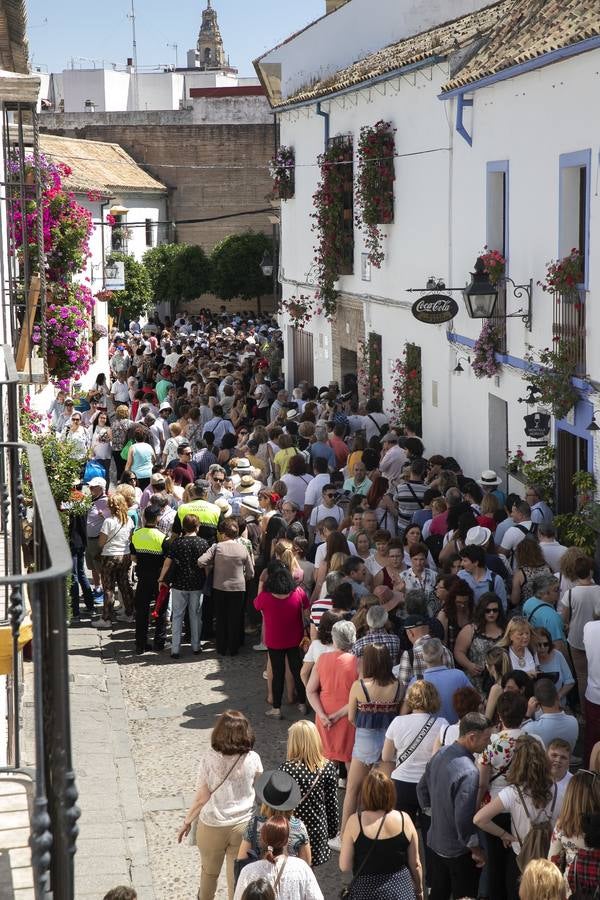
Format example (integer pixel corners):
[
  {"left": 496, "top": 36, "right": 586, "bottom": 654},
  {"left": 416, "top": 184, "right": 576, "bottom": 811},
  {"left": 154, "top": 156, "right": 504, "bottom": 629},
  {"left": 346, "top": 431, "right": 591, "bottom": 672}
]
[{"left": 394, "top": 458, "right": 429, "bottom": 534}]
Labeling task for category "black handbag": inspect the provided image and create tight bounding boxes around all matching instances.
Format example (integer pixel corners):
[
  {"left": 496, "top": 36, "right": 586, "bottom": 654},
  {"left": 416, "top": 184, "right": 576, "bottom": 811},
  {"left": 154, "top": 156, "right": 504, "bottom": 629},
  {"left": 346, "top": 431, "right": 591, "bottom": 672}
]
[{"left": 233, "top": 817, "right": 259, "bottom": 885}]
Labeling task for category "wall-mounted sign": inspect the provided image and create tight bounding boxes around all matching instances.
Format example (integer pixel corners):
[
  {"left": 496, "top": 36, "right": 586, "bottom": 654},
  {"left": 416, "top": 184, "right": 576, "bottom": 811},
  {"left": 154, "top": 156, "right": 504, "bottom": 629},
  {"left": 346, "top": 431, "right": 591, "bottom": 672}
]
[
  {"left": 524, "top": 412, "right": 551, "bottom": 439},
  {"left": 105, "top": 261, "right": 125, "bottom": 290},
  {"left": 411, "top": 294, "right": 459, "bottom": 325}
]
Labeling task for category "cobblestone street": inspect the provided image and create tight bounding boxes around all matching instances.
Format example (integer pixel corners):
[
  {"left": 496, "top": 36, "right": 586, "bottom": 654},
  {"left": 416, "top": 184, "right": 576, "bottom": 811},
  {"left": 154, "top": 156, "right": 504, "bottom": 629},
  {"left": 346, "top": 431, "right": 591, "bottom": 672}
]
[{"left": 60, "top": 625, "right": 341, "bottom": 900}]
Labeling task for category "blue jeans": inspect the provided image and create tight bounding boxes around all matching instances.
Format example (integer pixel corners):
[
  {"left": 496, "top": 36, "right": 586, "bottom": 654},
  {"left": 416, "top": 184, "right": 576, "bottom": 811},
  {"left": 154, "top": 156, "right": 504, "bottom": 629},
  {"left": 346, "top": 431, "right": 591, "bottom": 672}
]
[
  {"left": 71, "top": 548, "right": 94, "bottom": 617},
  {"left": 171, "top": 589, "right": 203, "bottom": 654}
]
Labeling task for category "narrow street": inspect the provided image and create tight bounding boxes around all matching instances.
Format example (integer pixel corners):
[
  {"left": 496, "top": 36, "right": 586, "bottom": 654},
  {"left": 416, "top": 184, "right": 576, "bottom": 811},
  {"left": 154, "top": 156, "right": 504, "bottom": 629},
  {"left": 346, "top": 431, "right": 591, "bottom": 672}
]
[{"left": 28, "top": 626, "right": 341, "bottom": 900}]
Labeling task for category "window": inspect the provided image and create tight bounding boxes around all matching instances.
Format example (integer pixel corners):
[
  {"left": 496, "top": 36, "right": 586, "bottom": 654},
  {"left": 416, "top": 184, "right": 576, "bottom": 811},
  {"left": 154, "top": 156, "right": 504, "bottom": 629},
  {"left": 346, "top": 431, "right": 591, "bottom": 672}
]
[
  {"left": 327, "top": 134, "right": 354, "bottom": 275},
  {"left": 559, "top": 150, "right": 590, "bottom": 285},
  {"left": 486, "top": 161, "right": 509, "bottom": 352},
  {"left": 145, "top": 218, "right": 154, "bottom": 247},
  {"left": 111, "top": 214, "right": 128, "bottom": 253}
]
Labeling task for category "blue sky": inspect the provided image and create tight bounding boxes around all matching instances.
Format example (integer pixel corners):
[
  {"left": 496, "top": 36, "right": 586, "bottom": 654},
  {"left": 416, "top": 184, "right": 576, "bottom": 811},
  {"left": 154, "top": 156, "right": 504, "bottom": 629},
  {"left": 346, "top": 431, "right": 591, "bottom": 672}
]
[{"left": 26, "top": 0, "right": 325, "bottom": 75}]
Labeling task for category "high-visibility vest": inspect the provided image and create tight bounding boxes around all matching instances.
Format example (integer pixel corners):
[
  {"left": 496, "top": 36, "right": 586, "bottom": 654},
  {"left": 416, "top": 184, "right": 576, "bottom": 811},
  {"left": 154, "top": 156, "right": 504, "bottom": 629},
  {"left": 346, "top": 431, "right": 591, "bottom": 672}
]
[{"left": 177, "top": 499, "right": 221, "bottom": 528}]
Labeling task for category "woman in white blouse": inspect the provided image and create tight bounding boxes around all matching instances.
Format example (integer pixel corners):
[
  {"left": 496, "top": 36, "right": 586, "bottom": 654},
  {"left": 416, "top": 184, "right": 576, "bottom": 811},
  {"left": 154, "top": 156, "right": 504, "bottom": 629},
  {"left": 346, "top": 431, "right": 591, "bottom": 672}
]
[
  {"left": 498, "top": 617, "right": 539, "bottom": 677},
  {"left": 178, "top": 710, "right": 263, "bottom": 900}
]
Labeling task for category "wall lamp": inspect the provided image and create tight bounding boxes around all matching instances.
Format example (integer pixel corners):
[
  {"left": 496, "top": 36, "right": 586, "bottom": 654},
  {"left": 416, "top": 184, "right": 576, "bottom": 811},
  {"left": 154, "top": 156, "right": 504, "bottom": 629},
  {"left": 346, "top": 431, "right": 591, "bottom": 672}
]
[
  {"left": 586, "top": 412, "right": 600, "bottom": 432},
  {"left": 463, "top": 257, "right": 533, "bottom": 330},
  {"left": 453, "top": 355, "right": 470, "bottom": 374}
]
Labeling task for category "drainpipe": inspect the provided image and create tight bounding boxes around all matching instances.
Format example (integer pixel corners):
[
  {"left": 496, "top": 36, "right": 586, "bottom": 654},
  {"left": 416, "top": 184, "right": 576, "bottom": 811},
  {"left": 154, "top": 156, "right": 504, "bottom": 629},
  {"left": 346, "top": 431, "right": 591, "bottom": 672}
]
[
  {"left": 99, "top": 195, "right": 115, "bottom": 289},
  {"left": 316, "top": 101, "right": 330, "bottom": 149}
]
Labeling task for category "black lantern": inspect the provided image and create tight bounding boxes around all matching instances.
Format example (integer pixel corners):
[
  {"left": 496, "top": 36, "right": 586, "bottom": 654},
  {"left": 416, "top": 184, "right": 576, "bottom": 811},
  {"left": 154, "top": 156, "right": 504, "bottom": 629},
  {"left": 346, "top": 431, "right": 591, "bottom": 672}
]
[
  {"left": 586, "top": 413, "right": 600, "bottom": 432},
  {"left": 260, "top": 250, "right": 274, "bottom": 277},
  {"left": 463, "top": 257, "right": 498, "bottom": 319}
]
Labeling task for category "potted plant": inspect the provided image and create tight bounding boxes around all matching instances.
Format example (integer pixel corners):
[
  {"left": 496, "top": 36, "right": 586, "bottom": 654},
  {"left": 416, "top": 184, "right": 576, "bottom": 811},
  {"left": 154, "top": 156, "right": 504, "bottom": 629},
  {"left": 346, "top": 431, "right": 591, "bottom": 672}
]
[
  {"left": 479, "top": 247, "right": 506, "bottom": 285},
  {"left": 356, "top": 121, "right": 396, "bottom": 268},
  {"left": 269, "top": 146, "right": 295, "bottom": 200},
  {"left": 471, "top": 321, "right": 502, "bottom": 379},
  {"left": 538, "top": 249, "right": 584, "bottom": 302}
]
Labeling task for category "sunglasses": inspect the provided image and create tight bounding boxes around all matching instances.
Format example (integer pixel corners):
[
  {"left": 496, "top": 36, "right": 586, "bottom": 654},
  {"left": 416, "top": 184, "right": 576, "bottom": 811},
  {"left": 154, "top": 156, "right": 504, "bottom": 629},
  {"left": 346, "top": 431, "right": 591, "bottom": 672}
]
[
  {"left": 537, "top": 640, "right": 550, "bottom": 647},
  {"left": 213, "top": 477, "right": 225, "bottom": 483},
  {"left": 486, "top": 607, "right": 500, "bottom": 614},
  {"left": 71, "top": 417, "right": 81, "bottom": 421}
]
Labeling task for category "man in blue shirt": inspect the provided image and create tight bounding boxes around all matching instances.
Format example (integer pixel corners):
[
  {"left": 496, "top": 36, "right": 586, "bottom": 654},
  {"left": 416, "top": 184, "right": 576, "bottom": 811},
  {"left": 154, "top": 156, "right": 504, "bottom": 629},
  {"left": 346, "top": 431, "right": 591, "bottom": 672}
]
[
  {"left": 309, "top": 425, "right": 336, "bottom": 471},
  {"left": 522, "top": 679, "right": 578, "bottom": 749},
  {"left": 418, "top": 712, "right": 492, "bottom": 900},
  {"left": 408, "top": 638, "right": 472, "bottom": 723},
  {"left": 458, "top": 545, "right": 507, "bottom": 610},
  {"left": 522, "top": 574, "right": 567, "bottom": 654}
]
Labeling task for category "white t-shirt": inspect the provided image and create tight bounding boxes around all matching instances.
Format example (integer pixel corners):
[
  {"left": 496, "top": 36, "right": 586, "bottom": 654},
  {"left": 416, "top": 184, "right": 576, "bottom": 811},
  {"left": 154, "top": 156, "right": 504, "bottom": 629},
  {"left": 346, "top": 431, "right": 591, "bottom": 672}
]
[
  {"left": 314, "top": 539, "right": 357, "bottom": 568},
  {"left": 196, "top": 747, "right": 263, "bottom": 827},
  {"left": 560, "top": 584, "right": 600, "bottom": 650},
  {"left": 385, "top": 713, "right": 448, "bottom": 783},
  {"left": 281, "top": 473, "right": 313, "bottom": 508},
  {"left": 508, "top": 646, "right": 539, "bottom": 673},
  {"left": 584, "top": 620, "right": 600, "bottom": 704},
  {"left": 100, "top": 517, "right": 134, "bottom": 556},
  {"left": 303, "top": 640, "right": 337, "bottom": 664},
  {"left": 501, "top": 521, "right": 535, "bottom": 567},
  {"left": 111, "top": 380, "right": 130, "bottom": 403},
  {"left": 309, "top": 504, "right": 344, "bottom": 536},
  {"left": 439, "top": 722, "right": 460, "bottom": 747},
  {"left": 234, "top": 856, "right": 323, "bottom": 900},
  {"left": 498, "top": 784, "right": 562, "bottom": 854},
  {"left": 364, "top": 411, "right": 389, "bottom": 442},
  {"left": 304, "top": 474, "right": 331, "bottom": 508}
]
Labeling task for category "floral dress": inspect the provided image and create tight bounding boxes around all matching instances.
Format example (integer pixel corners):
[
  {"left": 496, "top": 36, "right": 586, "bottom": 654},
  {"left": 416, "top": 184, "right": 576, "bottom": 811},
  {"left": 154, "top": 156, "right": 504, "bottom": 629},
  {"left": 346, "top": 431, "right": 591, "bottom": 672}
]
[{"left": 467, "top": 627, "right": 500, "bottom": 692}]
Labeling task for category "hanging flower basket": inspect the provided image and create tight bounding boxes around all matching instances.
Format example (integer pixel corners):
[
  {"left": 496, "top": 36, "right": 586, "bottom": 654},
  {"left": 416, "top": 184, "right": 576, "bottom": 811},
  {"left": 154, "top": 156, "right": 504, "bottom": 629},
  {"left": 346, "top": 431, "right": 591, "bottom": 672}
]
[
  {"left": 479, "top": 247, "right": 506, "bottom": 285},
  {"left": 279, "top": 293, "right": 315, "bottom": 328},
  {"left": 269, "top": 146, "right": 295, "bottom": 200},
  {"left": 471, "top": 321, "right": 502, "bottom": 379},
  {"left": 95, "top": 289, "right": 114, "bottom": 303},
  {"left": 356, "top": 121, "right": 396, "bottom": 269}
]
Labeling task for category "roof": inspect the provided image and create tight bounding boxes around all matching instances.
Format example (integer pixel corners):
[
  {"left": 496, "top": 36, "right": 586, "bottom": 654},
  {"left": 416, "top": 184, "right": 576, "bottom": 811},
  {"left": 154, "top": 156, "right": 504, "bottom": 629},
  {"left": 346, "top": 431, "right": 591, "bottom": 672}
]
[
  {"left": 442, "top": 0, "right": 600, "bottom": 92},
  {"left": 39, "top": 134, "right": 167, "bottom": 196},
  {"left": 272, "top": 2, "right": 511, "bottom": 107},
  {"left": 0, "top": 0, "right": 28, "bottom": 74}
]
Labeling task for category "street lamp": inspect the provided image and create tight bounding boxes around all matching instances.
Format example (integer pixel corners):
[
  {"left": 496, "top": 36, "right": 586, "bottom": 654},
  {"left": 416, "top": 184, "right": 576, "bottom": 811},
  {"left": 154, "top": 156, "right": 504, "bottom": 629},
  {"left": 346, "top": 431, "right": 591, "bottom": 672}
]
[
  {"left": 463, "top": 257, "right": 498, "bottom": 319},
  {"left": 260, "top": 250, "right": 274, "bottom": 277},
  {"left": 453, "top": 355, "right": 470, "bottom": 375}
]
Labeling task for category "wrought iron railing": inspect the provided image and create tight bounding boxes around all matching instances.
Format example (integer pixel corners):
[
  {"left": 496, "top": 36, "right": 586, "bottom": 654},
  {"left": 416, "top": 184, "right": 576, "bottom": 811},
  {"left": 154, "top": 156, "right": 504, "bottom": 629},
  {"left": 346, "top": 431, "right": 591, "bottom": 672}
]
[
  {"left": 0, "top": 344, "right": 77, "bottom": 899},
  {"left": 552, "top": 287, "right": 586, "bottom": 375}
]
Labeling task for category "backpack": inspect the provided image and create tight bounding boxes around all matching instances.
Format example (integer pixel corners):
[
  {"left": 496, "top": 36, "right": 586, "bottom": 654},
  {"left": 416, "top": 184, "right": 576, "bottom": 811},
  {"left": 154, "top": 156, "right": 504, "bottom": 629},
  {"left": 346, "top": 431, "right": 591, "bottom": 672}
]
[
  {"left": 425, "top": 533, "right": 444, "bottom": 565},
  {"left": 514, "top": 784, "right": 558, "bottom": 873}
]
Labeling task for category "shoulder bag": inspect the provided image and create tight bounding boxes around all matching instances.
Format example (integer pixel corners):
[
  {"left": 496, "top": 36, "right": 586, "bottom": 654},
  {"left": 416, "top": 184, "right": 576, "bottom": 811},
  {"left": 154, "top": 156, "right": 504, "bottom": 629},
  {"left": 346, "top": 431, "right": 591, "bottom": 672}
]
[
  {"left": 340, "top": 813, "right": 387, "bottom": 898},
  {"left": 188, "top": 753, "right": 243, "bottom": 846},
  {"left": 396, "top": 715, "right": 436, "bottom": 767}
]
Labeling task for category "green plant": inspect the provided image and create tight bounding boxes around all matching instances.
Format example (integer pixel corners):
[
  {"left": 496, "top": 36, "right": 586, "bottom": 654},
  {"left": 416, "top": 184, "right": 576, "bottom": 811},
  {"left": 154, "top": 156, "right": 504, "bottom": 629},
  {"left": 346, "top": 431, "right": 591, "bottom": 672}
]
[
  {"left": 524, "top": 342, "right": 579, "bottom": 421},
  {"left": 479, "top": 247, "right": 506, "bottom": 285},
  {"left": 358, "top": 334, "right": 383, "bottom": 401},
  {"left": 520, "top": 445, "right": 556, "bottom": 502},
  {"left": 554, "top": 471, "right": 599, "bottom": 555},
  {"left": 356, "top": 121, "right": 395, "bottom": 268},
  {"left": 210, "top": 231, "right": 273, "bottom": 303},
  {"left": 507, "top": 446, "right": 525, "bottom": 474},
  {"left": 269, "top": 146, "right": 295, "bottom": 200},
  {"left": 144, "top": 243, "right": 212, "bottom": 307},
  {"left": 391, "top": 343, "right": 422, "bottom": 433},
  {"left": 107, "top": 252, "right": 153, "bottom": 322},
  {"left": 311, "top": 139, "right": 354, "bottom": 318},
  {"left": 538, "top": 249, "right": 583, "bottom": 296}
]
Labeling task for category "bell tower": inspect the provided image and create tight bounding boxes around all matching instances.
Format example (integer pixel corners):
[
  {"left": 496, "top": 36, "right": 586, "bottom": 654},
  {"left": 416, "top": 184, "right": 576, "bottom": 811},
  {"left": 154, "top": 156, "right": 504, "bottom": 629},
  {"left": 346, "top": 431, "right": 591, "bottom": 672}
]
[{"left": 196, "top": 0, "right": 226, "bottom": 70}]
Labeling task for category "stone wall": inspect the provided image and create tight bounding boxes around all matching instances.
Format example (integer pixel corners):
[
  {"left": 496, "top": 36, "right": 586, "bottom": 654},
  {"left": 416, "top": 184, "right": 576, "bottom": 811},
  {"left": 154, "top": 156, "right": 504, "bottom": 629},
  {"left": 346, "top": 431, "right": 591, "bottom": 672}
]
[{"left": 40, "top": 112, "right": 276, "bottom": 252}]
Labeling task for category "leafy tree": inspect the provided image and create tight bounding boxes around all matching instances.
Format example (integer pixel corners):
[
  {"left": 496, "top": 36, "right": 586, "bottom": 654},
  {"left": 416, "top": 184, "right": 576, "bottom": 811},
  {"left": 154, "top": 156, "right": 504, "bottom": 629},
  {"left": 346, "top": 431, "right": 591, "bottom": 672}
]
[
  {"left": 107, "top": 252, "right": 152, "bottom": 322},
  {"left": 143, "top": 243, "right": 211, "bottom": 307},
  {"left": 210, "top": 231, "right": 273, "bottom": 302}
]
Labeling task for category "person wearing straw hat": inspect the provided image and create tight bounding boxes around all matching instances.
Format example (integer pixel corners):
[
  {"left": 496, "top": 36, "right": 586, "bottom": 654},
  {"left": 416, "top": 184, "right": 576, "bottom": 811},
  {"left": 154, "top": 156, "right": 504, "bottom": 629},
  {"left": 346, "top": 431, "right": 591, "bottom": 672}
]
[
  {"left": 477, "top": 469, "right": 506, "bottom": 506},
  {"left": 236, "top": 771, "right": 311, "bottom": 866}
]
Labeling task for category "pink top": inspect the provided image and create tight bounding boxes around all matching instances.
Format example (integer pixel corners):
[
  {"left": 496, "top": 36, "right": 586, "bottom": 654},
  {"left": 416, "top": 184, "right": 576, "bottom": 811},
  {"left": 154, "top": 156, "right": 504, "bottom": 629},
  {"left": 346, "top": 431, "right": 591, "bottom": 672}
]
[{"left": 254, "top": 588, "right": 310, "bottom": 649}]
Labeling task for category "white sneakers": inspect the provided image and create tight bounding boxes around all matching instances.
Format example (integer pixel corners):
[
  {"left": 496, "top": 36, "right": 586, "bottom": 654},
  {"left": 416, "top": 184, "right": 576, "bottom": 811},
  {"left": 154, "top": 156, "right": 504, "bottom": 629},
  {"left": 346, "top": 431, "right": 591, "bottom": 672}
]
[
  {"left": 265, "top": 708, "right": 282, "bottom": 719},
  {"left": 328, "top": 835, "right": 342, "bottom": 852}
]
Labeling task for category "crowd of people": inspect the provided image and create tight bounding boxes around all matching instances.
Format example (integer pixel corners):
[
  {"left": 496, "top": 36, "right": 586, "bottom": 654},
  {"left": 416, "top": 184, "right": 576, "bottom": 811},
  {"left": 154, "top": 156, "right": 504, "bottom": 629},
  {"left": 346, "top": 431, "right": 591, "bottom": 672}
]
[{"left": 50, "top": 309, "right": 600, "bottom": 900}]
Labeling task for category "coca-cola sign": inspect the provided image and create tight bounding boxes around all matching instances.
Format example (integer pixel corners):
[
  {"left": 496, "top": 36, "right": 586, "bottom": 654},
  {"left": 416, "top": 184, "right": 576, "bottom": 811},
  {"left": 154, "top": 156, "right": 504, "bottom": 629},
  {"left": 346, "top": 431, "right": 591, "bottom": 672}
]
[{"left": 411, "top": 294, "right": 459, "bottom": 324}]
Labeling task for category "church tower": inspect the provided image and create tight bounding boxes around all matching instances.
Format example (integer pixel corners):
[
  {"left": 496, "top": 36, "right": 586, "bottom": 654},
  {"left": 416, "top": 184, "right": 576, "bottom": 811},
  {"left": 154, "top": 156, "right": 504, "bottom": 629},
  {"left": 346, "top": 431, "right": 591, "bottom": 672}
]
[{"left": 196, "top": 1, "right": 226, "bottom": 70}]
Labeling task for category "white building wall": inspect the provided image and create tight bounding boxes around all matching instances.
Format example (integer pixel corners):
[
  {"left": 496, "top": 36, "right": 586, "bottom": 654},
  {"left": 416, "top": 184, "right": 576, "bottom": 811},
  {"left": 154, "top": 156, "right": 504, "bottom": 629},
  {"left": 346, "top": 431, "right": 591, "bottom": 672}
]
[
  {"left": 137, "top": 72, "right": 185, "bottom": 111},
  {"left": 276, "top": 38, "right": 600, "bottom": 482}
]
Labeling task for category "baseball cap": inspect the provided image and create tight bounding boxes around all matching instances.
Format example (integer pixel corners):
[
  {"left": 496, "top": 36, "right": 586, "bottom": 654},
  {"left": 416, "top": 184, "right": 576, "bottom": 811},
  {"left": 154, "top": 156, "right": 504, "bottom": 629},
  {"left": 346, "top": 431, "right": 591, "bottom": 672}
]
[
  {"left": 151, "top": 473, "right": 166, "bottom": 485},
  {"left": 88, "top": 477, "right": 106, "bottom": 489},
  {"left": 159, "top": 401, "right": 172, "bottom": 411}
]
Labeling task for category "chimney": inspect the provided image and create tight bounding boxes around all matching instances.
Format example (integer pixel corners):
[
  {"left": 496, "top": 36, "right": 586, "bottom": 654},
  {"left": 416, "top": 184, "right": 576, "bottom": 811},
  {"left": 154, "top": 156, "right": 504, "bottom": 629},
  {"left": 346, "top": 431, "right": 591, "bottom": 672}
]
[{"left": 326, "top": 0, "right": 346, "bottom": 12}]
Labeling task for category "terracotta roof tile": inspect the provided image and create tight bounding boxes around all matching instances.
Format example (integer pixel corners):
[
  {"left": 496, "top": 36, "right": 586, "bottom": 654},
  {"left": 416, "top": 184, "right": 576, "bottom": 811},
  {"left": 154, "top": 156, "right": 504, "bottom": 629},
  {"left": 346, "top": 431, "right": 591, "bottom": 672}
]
[
  {"left": 39, "top": 134, "right": 167, "bottom": 195},
  {"left": 443, "top": 0, "right": 600, "bottom": 91},
  {"left": 276, "top": 1, "right": 510, "bottom": 107}
]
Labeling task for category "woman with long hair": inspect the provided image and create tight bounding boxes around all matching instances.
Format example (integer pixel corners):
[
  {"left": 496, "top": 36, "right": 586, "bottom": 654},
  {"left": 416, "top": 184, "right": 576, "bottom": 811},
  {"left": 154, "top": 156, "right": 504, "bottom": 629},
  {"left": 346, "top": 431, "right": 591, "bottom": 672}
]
[
  {"left": 549, "top": 769, "right": 600, "bottom": 878},
  {"left": 90, "top": 409, "right": 113, "bottom": 483},
  {"left": 233, "top": 815, "right": 323, "bottom": 900},
  {"left": 279, "top": 720, "right": 339, "bottom": 867},
  {"left": 300, "top": 609, "right": 341, "bottom": 686},
  {"left": 454, "top": 592, "right": 506, "bottom": 690},
  {"left": 510, "top": 540, "right": 552, "bottom": 611},
  {"left": 556, "top": 546, "right": 588, "bottom": 598},
  {"left": 311, "top": 531, "right": 351, "bottom": 601},
  {"left": 498, "top": 616, "right": 539, "bottom": 676},
  {"left": 95, "top": 492, "right": 135, "bottom": 629},
  {"left": 484, "top": 645, "right": 512, "bottom": 722},
  {"left": 436, "top": 578, "right": 475, "bottom": 653},
  {"left": 178, "top": 711, "right": 263, "bottom": 900},
  {"left": 281, "top": 453, "right": 313, "bottom": 510},
  {"left": 337, "top": 644, "right": 402, "bottom": 841},
  {"left": 519, "top": 859, "right": 566, "bottom": 900},
  {"left": 340, "top": 769, "right": 422, "bottom": 900},
  {"left": 474, "top": 736, "right": 560, "bottom": 900},
  {"left": 366, "top": 476, "right": 398, "bottom": 535},
  {"left": 534, "top": 627, "right": 575, "bottom": 704}
]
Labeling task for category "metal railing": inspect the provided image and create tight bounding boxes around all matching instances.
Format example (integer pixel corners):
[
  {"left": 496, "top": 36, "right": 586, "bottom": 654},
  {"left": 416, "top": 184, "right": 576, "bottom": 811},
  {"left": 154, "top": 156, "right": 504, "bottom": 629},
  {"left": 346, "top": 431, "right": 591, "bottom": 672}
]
[
  {"left": 0, "top": 344, "right": 77, "bottom": 899},
  {"left": 552, "top": 287, "right": 586, "bottom": 375}
]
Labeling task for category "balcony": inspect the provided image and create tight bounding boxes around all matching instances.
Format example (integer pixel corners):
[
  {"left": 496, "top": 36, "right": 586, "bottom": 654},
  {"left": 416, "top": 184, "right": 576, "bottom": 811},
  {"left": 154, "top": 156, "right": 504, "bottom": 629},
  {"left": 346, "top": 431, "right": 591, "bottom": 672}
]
[
  {"left": 552, "top": 287, "right": 586, "bottom": 375},
  {"left": 0, "top": 345, "right": 76, "bottom": 898}
]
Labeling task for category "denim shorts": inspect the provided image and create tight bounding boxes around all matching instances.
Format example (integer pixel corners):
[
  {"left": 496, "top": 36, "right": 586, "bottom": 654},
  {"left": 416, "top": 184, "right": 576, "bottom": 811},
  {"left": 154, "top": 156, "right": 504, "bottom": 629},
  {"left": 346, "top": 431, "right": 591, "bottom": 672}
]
[{"left": 352, "top": 727, "right": 387, "bottom": 765}]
